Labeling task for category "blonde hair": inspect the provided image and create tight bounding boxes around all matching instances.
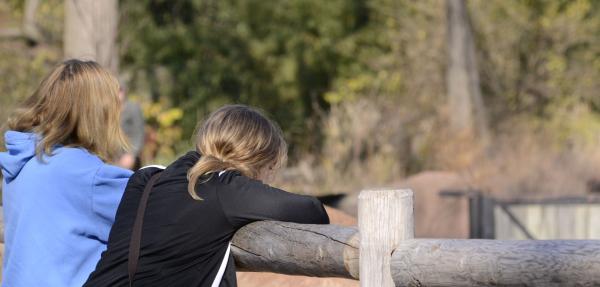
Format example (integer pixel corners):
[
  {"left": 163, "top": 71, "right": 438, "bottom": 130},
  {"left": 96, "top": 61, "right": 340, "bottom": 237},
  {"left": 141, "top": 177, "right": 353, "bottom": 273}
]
[
  {"left": 7, "top": 59, "right": 129, "bottom": 162},
  {"left": 187, "top": 105, "right": 288, "bottom": 200}
]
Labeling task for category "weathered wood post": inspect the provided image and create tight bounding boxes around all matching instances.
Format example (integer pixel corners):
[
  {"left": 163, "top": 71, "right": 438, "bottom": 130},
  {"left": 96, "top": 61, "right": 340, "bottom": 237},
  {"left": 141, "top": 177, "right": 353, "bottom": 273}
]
[{"left": 359, "top": 189, "right": 414, "bottom": 287}]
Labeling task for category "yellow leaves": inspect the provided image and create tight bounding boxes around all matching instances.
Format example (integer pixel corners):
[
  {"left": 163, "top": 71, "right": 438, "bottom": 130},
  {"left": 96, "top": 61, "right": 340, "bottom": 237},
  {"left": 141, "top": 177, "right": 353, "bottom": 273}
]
[
  {"left": 142, "top": 102, "right": 161, "bottom": 119},
  {"left": 136, "top": 97, "right": 185, "bottom": 165},
  {"left": 157, "top": 108, "right": 183, "bottom": 127},
  {"left": 324, "top": 69, "right": 404, "bottom": 105},
  {"left": 324, "top": 91, "right": 344, "bottom": 104},
  {"left": 325, "top": 74, "right": 374, "bottom": 104},
  {"left": 347, "top": 74, "right": 371, "bottom": 91},
  {"left": 141, "top": 99, "right": 183, "bottom": 128}
]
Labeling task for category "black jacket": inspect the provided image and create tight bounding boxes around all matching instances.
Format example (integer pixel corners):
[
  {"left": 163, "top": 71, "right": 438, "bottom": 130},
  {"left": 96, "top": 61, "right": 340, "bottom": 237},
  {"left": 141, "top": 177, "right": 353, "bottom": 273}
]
[{"left": 84, "top": 151, "right": 329, "bottom": 286}]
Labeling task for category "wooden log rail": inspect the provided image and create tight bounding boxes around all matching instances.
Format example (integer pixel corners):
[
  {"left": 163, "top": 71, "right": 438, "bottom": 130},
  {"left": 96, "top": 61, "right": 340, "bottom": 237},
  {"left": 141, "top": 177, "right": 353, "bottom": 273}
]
[
  {"left": 232, "top": 189, "right": 600, "bottom": 286},
  {"left": 232, "top": 222, "right": 600, "bottom": 286},
  {"left": 0, "top": 190, "right": 598, "bottom": 285},
  {"left": 232, "top": 221, "right": 359, "bottom": 278}
]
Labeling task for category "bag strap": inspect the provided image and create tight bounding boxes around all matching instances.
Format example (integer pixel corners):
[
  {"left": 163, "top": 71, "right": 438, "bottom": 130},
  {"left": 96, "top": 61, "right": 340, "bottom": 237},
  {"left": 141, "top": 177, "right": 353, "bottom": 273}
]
[{"left": 128, "top": 171, "right": 162, "bottom": 287}]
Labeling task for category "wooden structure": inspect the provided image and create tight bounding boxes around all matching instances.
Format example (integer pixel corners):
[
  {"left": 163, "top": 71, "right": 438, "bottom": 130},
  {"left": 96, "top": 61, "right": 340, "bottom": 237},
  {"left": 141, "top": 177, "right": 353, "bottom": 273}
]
[
  {"left": 1, "top": 190, "right": 599, "bottom": 285},
  {"left": 232, "top": 189, "right": 600, "bottom": 286},
  {"left": 441, "top": 190, "right": 600, "bottom": 240},
  {"left": 232, "top": 223, "right": 600, "bottom": 286},
  {"left": 495, "top": 198, "right": 600, "bottom": 240}
]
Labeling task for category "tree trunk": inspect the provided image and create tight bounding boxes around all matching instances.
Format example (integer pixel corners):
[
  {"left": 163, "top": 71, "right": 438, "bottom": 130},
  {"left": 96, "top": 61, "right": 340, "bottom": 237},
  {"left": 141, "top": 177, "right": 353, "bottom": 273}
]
[
  {"left": 23, "top": 0, "right": 41, "bottom": 43},
  {"left": 446, "top": 0, "right": 488, "bottom": 138},
  {"left": 64, "top": 0, "right": 119, "bottom": 74}
]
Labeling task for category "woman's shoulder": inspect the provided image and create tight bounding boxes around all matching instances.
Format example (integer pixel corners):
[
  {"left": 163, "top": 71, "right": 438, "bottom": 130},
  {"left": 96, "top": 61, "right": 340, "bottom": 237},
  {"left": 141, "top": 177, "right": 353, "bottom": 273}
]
[
  {"left": 94, "top": 163, "right": 134, "bottom": 183},
  {"left": 46, "top": 147, "right": 131, "bottom": 181},
  {"left": 211, "top": 170, "right": 278, "bottom": 198},
  {"left": 51, "top": 146, "right": 105, "bottom": 166},
  {"left": 123, "top": 165, "right": 165, "bottom": 191},
  {"left": 211, "top": 170, "right": 258, "bottom": 189}
]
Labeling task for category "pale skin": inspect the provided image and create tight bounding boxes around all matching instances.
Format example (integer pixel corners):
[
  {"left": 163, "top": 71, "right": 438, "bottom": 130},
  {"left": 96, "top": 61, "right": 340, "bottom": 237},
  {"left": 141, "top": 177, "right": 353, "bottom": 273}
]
[
  {"left": 118, "top": 153, "right": 136, "bottom": 169},
  {"left": 258, "top": 165, "right": 278, "bottom": 183}
]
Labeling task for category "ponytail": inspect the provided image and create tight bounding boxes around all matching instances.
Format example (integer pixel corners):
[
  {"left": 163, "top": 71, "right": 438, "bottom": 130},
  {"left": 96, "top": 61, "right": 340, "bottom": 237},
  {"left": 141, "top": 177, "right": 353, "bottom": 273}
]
[
  {"left": 186, "top": 105, "right": 288, "bottom": 200},
  {"left": 187, "top": 155, "right": 234, "bottom": 200}
]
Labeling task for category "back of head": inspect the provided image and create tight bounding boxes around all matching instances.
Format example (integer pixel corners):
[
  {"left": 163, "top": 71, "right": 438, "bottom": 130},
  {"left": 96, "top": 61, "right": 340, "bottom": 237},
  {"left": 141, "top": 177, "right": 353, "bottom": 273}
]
[
  {"left": 7, "top": 59, "right": 129, "bottom": 162},
  {"left": 187, "top": 105, "right": 287, "bottom": 199}
]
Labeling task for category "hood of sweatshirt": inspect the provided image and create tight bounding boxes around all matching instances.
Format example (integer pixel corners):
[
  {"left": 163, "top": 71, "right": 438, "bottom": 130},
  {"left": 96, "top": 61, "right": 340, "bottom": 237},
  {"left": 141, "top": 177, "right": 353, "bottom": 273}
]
[{"left": 0, "top": 131, "right": 38, "bottom": 182}]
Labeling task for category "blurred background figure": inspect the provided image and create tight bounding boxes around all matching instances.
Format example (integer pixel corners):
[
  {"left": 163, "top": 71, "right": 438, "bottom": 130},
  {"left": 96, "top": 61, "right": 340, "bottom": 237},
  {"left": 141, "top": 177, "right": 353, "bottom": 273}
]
[{"left": 117, "top": 84, "right": 145, "bottom": 170}]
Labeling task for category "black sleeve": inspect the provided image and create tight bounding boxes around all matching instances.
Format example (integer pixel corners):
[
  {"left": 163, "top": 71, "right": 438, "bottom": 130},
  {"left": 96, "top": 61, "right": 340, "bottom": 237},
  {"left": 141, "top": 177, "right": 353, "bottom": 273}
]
[{"left": 216, "top": 173, "right": 330, "bottom": 229}]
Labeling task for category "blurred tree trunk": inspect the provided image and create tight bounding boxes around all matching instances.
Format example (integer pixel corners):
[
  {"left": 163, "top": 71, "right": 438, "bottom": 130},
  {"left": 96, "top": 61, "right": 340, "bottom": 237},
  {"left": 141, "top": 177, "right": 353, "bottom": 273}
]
[
  {"left": 446, "top": 0, "right": 488, "bottom": 139},
  {"left": 23, "top": 0, "right": 41, "bottom": 43},
  {"left": 64, "top": 0, "right": 119, "bottom": 74}
]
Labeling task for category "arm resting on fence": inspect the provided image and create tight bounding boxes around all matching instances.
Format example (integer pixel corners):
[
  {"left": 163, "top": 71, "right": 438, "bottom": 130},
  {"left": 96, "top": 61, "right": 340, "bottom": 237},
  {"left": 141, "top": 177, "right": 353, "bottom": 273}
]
[
  {"left": 231, "top": 221, "right": 359, "bottom": 279},
  {"left": 2, "top": 219, "right": 597, "bottom": 285}
]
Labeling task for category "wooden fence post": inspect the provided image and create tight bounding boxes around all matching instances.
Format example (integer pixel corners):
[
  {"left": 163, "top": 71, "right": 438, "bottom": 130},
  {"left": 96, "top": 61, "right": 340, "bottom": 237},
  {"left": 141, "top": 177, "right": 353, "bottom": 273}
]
[{"left": 359, "top": 189, "right": 414, "bottom": 287}]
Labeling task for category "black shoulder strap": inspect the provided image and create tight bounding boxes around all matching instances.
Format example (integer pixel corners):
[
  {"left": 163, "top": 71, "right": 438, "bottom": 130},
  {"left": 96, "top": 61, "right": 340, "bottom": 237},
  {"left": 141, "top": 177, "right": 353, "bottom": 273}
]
[{"left": 128, "top": 171, "right": 162, "bottom": 287}]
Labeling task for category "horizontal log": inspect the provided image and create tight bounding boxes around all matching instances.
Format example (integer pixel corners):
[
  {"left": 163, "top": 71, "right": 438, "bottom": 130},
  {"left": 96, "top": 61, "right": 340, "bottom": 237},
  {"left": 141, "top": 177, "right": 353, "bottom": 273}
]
[
  {"left": 232, "top": 222, "right": 600, "bottom": 286},
  {"left": 2, "top": 217, "right": 599, "bottom": 286},
  {"left": 392, "top": 239, "right": 600, "bottom": 286},
  {"left": 231, "top": 221, "right": 359, "bottom": 279}
]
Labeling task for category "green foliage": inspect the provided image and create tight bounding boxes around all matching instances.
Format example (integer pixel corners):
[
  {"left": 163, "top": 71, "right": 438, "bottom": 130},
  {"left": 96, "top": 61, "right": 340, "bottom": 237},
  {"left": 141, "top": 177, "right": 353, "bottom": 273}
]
[
  {"left": 472, "top": 0, "right": 600, "bottom": 135},
  {"left": 1, "top": 0, "right": 600, "bottom": 183},
  {"left": 119, "top": 0, "right": 372, "bottom": 156}
]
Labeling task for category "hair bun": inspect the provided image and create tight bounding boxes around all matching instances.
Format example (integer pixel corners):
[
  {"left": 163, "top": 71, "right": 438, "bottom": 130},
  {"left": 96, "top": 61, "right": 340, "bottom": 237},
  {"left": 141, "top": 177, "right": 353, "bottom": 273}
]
[{"left": 205, "top": 154, "right": 234, "bottom": 169}]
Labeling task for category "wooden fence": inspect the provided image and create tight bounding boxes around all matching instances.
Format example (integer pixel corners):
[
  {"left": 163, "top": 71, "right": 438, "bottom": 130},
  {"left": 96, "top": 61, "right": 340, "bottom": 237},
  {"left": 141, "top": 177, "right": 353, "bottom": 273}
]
[
  {"left": 232, "top": 189, "right": 600, "bottom": 286},
  {"left": 0, "top": 190, "right": 599, "bottom": 285}
]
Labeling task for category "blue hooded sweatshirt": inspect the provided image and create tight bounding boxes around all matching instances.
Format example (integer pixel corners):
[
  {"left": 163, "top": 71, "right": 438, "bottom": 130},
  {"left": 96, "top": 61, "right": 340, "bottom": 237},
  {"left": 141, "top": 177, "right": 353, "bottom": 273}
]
[{"left": 0, "top": 131, "right": 133, "bottom": 287}]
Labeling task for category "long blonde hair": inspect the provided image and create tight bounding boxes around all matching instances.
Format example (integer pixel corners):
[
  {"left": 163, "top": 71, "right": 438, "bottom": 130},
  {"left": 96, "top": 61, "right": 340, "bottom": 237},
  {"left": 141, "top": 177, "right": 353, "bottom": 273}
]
[
  {"left": 187, "top": 105, "right": 287, "bottom": 200},
  {"left": 7, "top": 59, "right": 129, "bottom": 162}
]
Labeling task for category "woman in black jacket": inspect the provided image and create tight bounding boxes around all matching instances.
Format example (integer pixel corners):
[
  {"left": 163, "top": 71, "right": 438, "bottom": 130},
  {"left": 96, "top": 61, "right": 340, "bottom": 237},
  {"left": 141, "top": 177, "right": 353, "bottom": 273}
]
[{"left": 85, "top": 105, "right": 329, "bottom": 286}]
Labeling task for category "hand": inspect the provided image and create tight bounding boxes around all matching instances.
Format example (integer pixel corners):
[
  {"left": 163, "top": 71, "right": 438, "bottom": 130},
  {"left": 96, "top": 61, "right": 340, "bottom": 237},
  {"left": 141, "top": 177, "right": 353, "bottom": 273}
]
[{"left": 117, "top": 153, "right": 136, "bottom": 170}]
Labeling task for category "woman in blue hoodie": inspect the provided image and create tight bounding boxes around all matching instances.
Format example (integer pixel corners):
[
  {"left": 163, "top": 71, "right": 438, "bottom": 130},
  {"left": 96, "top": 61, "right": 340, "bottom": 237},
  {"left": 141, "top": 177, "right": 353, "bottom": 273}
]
[{"left": 0, "top": 59, "right": 133, "bottom": 287}]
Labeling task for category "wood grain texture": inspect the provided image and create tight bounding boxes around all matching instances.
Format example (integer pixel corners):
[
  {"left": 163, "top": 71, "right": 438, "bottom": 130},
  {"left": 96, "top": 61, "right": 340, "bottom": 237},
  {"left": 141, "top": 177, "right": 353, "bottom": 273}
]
[
  {"left": 359, "top": 189, "right": 414, "bottom": 287},
  {"left": 2, "top": 206, "right": 599, "bottom": 286},
  {"left": 231, "top": 221, "right": 359, "bottom": 279},
  {"left": 391, "top": 239, "right": 600, "bottom": 286}
]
